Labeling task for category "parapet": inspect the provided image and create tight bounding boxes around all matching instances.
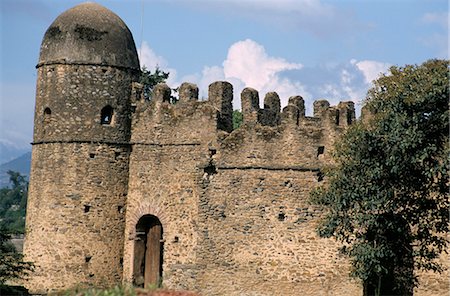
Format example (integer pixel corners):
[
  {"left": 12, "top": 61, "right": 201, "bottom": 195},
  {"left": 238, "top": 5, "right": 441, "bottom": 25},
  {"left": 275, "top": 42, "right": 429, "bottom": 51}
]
[
  {"left": 130, "top": 81, "right": 356, "bottom": 139},
  {"left": 240, "top": 87, "right": 355, "bottom": 128}
]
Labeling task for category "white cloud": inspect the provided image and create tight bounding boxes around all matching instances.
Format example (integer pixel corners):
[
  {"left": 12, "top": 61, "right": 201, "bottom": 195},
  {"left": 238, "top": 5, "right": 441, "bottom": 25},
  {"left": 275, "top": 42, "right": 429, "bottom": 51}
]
[
  {"left": 418, "top": 33, "right": 449, "bottom": 59},
  {"left": 138, "top": 41, "right": 167, "bottom": 70},
  {"left": 419, "top": 12, "right": 449, "bottom": 58},
  {"left": 185, "top": 39, "right": 308, "bottom": 108},
  {"left": 138, "top": 41, "right": 178, "bottom": 86},
  {"left": 316, "top": 66, "right": 365, "bottom": 109},
  {"left": 136, "top": 40, "right": 388, "bottom": 118},
  {"left": 352, "top": 59, "right": 391, "bottom": 84},
  {"left": 305, "top": 60, "right": 388, "bottom": 116},
  {"left": 223, "top": 39, "right": 302, "bottom": 89},
  {"left": 421, "top": 12, "right": 449, "bottom": 29},
  {"left": 222, "top": 39, "right": 307, "bottom": 108}
]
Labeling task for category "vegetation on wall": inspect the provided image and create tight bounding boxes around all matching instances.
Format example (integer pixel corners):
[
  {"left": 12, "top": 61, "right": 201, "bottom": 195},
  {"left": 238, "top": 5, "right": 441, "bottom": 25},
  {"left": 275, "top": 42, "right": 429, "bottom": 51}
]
[
  {"left": 311, "top": 59, "right": 449, "bottom": 296},
  {"left": 232, "top": 110, "right": 243, "bottom": 130}
]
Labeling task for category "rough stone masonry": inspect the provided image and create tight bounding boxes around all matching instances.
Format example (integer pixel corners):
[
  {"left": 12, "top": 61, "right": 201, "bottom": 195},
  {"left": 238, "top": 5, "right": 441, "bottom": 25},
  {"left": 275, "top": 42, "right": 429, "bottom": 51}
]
[{"left": 23, "top": 2, "right": 448, "bottom": 295}]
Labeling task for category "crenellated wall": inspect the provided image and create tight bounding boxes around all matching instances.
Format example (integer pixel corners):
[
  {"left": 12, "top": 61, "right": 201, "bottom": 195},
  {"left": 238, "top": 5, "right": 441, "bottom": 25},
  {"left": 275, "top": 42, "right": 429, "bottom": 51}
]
[
  {"left": 121, "top": 81, "right": 362, "bottom": 295},
  {"left": 119, "top": 81, "right": 448, "bottom": 296}
]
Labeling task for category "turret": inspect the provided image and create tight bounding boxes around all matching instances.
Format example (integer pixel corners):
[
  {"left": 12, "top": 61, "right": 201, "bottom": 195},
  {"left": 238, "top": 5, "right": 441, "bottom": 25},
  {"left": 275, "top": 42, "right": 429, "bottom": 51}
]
[{"left": 24, "top": 3, "right": 139, "bottom": 293}]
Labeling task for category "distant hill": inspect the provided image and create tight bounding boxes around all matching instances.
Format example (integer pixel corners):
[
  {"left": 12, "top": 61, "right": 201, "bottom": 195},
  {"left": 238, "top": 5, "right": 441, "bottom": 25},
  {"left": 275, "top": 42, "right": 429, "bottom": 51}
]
[
  {"left": 0, "top": 142, "right": 30, "bottom": 165},
  {"left": 0, "top": 152, "right": 31, "bottom": 188}
]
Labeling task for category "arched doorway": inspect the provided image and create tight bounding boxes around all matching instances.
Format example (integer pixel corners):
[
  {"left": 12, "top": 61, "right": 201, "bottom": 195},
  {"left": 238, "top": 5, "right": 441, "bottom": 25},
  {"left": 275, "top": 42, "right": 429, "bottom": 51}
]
[{"left": 133, "top": 215, "right": 163, "bottom": 288}]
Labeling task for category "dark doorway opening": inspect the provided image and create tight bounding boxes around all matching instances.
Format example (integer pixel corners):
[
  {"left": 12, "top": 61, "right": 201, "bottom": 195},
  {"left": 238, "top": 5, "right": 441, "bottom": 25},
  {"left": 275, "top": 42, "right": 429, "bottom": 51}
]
[{"left": 133, "top": 215, "right": 163, "bottom": 288}]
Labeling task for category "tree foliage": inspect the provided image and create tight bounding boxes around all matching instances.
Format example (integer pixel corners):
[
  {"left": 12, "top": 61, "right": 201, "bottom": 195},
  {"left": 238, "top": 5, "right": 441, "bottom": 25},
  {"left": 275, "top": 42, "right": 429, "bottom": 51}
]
[
  {"left": 232, "top": 110, "right": 243, "bottom": 130},
  {"left": 0, "top": 171, "right": 28, "bottom": 234},
  {"left": 0, "top": 171, "right": 33, "bottom": 285},
  {"left": 311, "top": 59, "right": 449, "bottom": 295},
  {"left": 0, "top": 227, "right": 33, "bottom": 286},
  {"left": 140, "top": 66, "right": 170, "bottom": 100}
]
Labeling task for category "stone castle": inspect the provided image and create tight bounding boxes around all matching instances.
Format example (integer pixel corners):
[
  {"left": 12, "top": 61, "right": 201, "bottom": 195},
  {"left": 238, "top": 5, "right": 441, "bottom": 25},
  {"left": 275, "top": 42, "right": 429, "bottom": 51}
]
[{"left": 23, "top": 3, "right": 447, "bottom": 295}]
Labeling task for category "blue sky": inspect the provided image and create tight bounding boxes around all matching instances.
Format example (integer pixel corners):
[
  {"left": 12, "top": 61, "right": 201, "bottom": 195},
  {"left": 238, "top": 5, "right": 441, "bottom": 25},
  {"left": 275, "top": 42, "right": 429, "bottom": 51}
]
[{"left": 0, "top": 0, "right": 448, "bottom": 151}]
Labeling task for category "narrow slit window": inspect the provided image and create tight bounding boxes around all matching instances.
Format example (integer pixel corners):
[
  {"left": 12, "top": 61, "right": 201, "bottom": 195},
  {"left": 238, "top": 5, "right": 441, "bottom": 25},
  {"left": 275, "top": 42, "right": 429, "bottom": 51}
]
[
  {"left": 317, "top": 146, "right": 325, "bottom": 157},
  {"left": 347, "top": 112, "right": 353, "bottom": 125},
  {"left": 101, "top": 105, "right": 113, "bottom": 125}
]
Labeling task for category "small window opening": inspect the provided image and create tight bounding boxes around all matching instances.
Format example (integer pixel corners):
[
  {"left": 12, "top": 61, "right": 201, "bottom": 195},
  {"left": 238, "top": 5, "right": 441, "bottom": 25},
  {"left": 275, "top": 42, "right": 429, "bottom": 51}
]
[
  {"left": 89, "top": 153, "right": 95, "bottom": 159},
  {"left": 101, "top": 105, "right": 114, "bottom": 125},
  {"left": 204, "top": 162, "right": 217, "bottom": 175},
  {"left": 85, "top": 256, "right": 92, "bottom": 263},
  {"left": 44, "top": 107, "right": 52, "bottom": 123},
  {"left": 209, "top": 148, "right": 217, "bottom": 156},
  {"left": 335, "top": 112, "right": 340, "bottom": 125},
  {"left": 84, "top": 205, "right": 91, "bottom": 213},
  {"left": 278, "top": 213, "right": 286, "bottom": 221},
  {"left": 317, "top": 146, "right": 325, "bottom": 157},
  {"left": 118, "top": 205, "right": 124, "bottom": 214},
  {"left": 317, "top": 172, "right": 324, "bottom": 182},
  {"left": 347, "top": 112, "right": 353, "bottom": 125},
  {"left": 173, "top": 236, "right": 179, "bottom": 243},
  {"left": 120, "top": 257, "right": 124, "bottom": 266}
]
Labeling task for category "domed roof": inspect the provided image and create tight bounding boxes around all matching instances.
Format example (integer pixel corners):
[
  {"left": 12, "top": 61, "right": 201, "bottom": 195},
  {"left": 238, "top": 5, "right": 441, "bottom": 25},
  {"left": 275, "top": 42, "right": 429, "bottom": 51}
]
[{"left": 38, "top": 2, "right": 139, "bottom": 70}]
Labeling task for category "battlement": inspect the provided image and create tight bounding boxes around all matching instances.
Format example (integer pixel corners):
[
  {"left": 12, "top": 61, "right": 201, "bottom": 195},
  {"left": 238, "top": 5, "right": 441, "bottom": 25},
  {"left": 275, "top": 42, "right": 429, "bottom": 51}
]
[{"left": 131, "top": 81, "right": 356, "bottom": 134}]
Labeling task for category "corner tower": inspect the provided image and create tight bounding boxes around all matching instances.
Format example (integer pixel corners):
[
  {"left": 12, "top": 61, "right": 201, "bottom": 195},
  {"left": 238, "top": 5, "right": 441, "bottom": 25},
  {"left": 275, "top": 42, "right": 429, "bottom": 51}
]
[{"left": 24, "top": 3, "right": 139, "bottom": 293}]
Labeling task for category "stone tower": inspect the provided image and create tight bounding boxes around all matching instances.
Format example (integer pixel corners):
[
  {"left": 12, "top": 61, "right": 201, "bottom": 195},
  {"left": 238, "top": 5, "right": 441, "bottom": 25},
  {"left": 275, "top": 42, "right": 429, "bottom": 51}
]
[{"left": 23, "top": 3, "right": 139, "bottom": 293}]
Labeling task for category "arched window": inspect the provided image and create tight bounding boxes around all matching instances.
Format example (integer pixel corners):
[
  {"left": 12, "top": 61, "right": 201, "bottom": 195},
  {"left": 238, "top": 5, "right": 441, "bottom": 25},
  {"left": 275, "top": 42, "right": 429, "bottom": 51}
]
[
  {"left": 43, "top": 107, "right": 52, "bottom": 123},
  {"left": 100, "top": 105, "right": 113, "bottom": 125}
]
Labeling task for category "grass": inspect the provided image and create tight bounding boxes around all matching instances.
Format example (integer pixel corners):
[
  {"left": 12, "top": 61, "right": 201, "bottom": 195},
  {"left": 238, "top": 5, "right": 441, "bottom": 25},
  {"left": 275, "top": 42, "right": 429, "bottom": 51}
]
[{"left": 51, "top": 285, "right": 199, "bottom": 296}]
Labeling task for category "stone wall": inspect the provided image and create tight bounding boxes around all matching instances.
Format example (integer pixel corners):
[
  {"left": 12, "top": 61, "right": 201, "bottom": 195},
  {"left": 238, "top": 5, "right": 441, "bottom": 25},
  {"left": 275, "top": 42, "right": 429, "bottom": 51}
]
[
  {"left": 194, "top": 168, "right": 360, "bottom": 296},
  {"left": 24, "top": 142, "right": 130, "bottom": 293},
  {"left": 122, "top": 82, "right": 223, "bottom": 289}
]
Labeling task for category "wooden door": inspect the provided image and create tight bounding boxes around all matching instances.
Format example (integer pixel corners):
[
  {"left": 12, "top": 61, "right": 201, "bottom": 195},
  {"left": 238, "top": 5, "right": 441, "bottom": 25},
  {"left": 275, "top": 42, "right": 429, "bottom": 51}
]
[{"left": 144, "top": 224, "right": 162, "bottom": 288}]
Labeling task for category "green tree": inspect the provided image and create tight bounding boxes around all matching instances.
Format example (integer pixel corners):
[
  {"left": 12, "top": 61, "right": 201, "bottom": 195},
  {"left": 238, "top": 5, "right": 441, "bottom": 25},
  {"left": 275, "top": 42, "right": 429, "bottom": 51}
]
[
  {"left": 232, "top": 110, "right": 243, "bottom": 130},
  {"left": 311, "top": 59, "right": 449, "bottom": 295},
  {"left": 0, "top": 227, "right": 33, "bottom": 286},
  {"left": 140, "top": 66, "right": 170, "bottom": 100},
  {"left": 0, "top": 171, "right": 28, "bottom": 234}
]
